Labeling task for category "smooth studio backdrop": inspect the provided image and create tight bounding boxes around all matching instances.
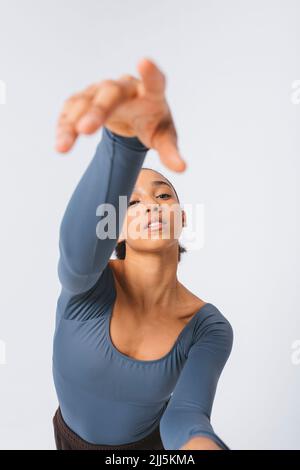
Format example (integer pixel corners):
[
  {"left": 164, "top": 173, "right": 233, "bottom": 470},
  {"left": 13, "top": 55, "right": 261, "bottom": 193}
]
[{"left": 0, "top": 0, "right": 299, "bottom": 449}]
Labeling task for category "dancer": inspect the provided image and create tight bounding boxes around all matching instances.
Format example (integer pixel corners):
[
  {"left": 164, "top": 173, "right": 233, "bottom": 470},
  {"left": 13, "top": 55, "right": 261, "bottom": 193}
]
[{"left": 52, "top": 58, "right": 233, "bottom": 450}]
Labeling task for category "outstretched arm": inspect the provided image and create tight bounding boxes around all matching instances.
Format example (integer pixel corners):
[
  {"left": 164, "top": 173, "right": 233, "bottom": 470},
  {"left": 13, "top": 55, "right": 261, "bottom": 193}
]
[
  {"left": 159, "top": 316, "right": 234, "bottom": 450},
  {"left": 57, "top": 128, "right": 148, "bottom": 295},
  {"left": 55, "top": 58, "right": 187, "bottom": 296}
]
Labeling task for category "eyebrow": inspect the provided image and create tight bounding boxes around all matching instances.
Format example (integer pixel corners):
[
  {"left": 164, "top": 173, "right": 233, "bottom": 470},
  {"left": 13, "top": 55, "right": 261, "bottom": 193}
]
[{"left": 133, "top": 180, "right": 172, "bottom": 193}]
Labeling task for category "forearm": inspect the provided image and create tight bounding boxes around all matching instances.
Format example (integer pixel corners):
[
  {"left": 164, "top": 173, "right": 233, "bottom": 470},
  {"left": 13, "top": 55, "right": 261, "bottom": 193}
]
[{"left": 58, "top": 127, "right": 148, "bottom": 293}]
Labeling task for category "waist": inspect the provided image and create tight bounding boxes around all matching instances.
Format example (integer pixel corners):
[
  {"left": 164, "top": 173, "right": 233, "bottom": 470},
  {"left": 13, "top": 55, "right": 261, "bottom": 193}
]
[{"left": 53, "top": 407, "right": 165, "bottom": 450}]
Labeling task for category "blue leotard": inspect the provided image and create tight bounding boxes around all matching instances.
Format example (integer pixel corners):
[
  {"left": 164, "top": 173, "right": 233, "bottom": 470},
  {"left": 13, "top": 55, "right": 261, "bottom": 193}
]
[{"left": 52, "top": 127, "right": 234, "bottom": 450}]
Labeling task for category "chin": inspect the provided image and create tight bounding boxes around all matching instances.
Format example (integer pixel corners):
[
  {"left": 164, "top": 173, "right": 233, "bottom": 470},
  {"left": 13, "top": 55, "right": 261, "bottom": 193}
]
[{"left": 129, "top": 238, "right": 178, "bottom": 254}]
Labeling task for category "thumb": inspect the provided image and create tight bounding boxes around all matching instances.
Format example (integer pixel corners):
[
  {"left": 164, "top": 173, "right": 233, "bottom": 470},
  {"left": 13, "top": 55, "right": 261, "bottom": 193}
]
[{"left": 152, "top": 122, "right": 187, "bottom": 172}]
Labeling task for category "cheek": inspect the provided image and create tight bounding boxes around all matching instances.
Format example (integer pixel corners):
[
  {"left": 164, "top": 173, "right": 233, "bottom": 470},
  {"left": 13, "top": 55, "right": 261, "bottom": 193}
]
[
  {"left": 163, "top": 204, "right": 183, "bottom": 232},
  {"left": 172, "top": 211, "right": 183, "bottom": 239}
]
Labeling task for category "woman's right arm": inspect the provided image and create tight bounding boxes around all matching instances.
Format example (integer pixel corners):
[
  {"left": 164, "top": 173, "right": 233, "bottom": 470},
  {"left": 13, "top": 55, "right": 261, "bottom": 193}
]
[
  {"left": 55, "top": 58, "right": 186, "bottom": 295},
  {"left": 58, "top": 127, "right": 149, "bottom": 295}
]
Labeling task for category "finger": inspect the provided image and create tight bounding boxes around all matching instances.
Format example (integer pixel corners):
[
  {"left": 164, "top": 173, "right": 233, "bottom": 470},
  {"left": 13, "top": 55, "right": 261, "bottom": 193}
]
[
  {"left": 55, "top": 126, "right": 77, "bottom": 153},
  {"left": 137, "top": 58, "right": 166, "bottom": 98},
  {"left": 55, "top": 83, "right": 101, "bottom": 152},
  {"left": 76, "top": 78, "right": 138, "bottom": 134},
  {"left": 55, "top": 88, "right": 97, "bottom": 152},
  {"left": 55, "top": 111, "right": 78, "bottom": 153},
  {"left": 63, "top": 95, "right": 91, "bottom": 125},
  {"left": 152, "top": 120, "right": 187, "bottom": 173}
]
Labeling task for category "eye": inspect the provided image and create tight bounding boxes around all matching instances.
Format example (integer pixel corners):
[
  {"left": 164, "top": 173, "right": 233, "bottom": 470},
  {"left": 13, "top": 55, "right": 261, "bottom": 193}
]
[
  {"left": 128, "top": 200, "right": 139, "bottom": 207},
  {"left": 128, "top": 193, "right": 171, "bottom": 207},
  {"left": 157, "top": 193, "right": 171, "bottom": 199}
]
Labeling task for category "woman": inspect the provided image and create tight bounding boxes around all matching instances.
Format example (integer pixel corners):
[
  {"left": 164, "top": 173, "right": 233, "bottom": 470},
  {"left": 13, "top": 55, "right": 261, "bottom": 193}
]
[{"left": 52, "top": 58, "right": 234, "bottom": 450}]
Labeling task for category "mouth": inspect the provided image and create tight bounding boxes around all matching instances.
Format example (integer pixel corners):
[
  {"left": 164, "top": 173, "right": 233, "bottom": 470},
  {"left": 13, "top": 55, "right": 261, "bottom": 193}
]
[
  {"left": 146, "top": 221, "right": 165, "bottom": 231},
  {"left": 144, "top": 217, "right": 167, "bottom": 231}
]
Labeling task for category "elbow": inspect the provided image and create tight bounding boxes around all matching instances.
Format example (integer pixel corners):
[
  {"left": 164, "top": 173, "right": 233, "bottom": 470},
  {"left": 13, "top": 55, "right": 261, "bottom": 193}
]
[{"left": 57, "top": 255, "right": 98, "bottom": 296}]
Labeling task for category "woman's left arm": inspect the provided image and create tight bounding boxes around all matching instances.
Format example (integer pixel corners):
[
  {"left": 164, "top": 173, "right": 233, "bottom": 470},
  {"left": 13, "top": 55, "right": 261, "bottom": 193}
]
[{"left": 159, "top": 315, "right": 234, "bottom": 450}]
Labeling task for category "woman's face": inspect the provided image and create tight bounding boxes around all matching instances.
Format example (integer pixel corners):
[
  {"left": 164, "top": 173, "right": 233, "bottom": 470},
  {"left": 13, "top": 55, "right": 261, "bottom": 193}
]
[{"left": 118, "top": 169, "right": 186, "bottom": 254}]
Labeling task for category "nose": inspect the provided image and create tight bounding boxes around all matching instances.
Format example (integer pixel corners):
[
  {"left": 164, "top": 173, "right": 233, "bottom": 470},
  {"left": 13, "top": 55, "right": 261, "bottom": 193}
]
[
  {"left": 146, "top": 204, "right": 159, "bottom": 213},
  {"left": 145, "top": 202, "right": 164, "bottom": 218},
  {"left": 140, "top": 195, "right": 160, "bottom": 212}
]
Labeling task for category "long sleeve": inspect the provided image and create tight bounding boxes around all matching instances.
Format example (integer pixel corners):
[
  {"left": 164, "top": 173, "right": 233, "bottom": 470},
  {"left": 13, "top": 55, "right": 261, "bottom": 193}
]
[
  {"left": 57, "top": 127, "right": 149, "bottom": 296},
  {"left": 159, "top": 317, "right": 234, "bottom": 450}
]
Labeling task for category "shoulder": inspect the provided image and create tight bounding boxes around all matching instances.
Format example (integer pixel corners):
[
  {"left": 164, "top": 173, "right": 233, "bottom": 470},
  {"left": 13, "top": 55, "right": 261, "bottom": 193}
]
[
  {"left": 58, "top": 262, "right": 117, "bottom": 321},
  {"left": 193, "top": 302, "right": 234, "bottom": 351},
  {"left": 179, "top": 281, "right": 234, "bottom": 340}
]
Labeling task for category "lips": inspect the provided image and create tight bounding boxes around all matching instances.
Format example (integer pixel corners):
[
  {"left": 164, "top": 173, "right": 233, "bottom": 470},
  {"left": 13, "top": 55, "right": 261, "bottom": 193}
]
[{"left": 144, "top": 215, "right": 165, "bottom": 229}]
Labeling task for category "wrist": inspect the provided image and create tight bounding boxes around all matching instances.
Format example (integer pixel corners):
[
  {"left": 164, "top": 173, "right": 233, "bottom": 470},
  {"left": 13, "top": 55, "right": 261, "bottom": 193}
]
[{"left": 103, "top": 126, "right": 149, "bottom": 152}]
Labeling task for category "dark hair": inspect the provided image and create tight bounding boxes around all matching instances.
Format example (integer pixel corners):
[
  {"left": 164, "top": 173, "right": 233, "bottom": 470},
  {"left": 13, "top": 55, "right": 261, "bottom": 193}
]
[{"left": 114, "top": 167, "right": 187, "bottom": 262}]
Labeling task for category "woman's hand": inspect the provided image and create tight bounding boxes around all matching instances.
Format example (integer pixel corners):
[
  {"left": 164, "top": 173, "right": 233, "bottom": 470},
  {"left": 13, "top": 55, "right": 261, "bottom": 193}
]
[
  {"left": 179, "top": 436, "right": 223, "bottom": 450},
  {"left": 55, "top": 57, "right": 186, "bottom": 172}
]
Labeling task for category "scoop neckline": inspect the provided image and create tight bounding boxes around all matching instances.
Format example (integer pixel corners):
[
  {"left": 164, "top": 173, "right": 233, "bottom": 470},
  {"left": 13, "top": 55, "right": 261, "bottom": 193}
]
[{"left": 105, "top": 301, "right": 213, "bottom": 365}]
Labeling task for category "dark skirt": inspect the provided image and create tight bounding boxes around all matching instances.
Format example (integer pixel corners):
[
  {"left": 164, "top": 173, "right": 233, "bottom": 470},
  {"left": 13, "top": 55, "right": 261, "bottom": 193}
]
[{"left": 53, "top": 407, "right": 165, "bottom": 450}]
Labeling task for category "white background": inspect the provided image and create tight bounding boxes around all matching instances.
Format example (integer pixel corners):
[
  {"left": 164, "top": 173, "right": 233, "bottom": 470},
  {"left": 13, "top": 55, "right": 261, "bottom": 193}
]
[{"left": 0, "top": 0, "right": 299, "bottom": 449}]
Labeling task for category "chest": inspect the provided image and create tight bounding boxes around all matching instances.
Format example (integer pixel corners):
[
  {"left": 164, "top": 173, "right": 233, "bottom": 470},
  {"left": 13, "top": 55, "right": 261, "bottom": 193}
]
[{"left": 108, "top": 303, "right": 199, "bottom": 362}]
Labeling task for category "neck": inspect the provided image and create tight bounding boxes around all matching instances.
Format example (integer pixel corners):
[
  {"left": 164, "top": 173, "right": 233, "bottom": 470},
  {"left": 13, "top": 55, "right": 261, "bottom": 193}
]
[{"left": 119, "top": 243, "right": 181, "bottom": 315}]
